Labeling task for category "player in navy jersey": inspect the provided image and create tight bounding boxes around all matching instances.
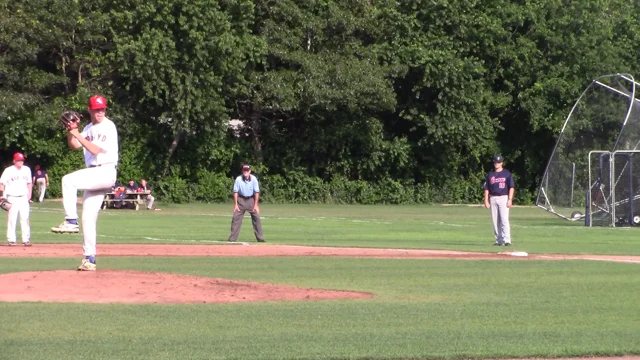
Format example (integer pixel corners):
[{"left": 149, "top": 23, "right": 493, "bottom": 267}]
[
  {"left": 483, "top": 155, "right": 515, "bottom": 246},
  {"left": 32, "top": 165, "right": 49, "bottom": 202}
]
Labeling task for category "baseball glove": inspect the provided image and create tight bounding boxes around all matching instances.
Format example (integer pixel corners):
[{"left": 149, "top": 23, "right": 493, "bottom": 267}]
[
  {"left": 0, "top": 199, "right": 11, "bottom": 212},
  {"left": 59, "top": 110, "right": 82, "bottom": 131}
]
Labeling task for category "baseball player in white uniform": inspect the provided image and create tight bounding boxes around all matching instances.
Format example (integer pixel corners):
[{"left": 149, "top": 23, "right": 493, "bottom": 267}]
[
  {"left": 51, "top": 95, "right": 118, "bottom": 271},
  {"left": 0, "top": 152, "right": 33, "bottom": 246}
]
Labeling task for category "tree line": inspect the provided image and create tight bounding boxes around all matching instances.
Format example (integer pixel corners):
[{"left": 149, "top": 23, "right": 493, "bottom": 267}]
[{"left": 1, "top": 0, "right": 639, "bottom": 204}]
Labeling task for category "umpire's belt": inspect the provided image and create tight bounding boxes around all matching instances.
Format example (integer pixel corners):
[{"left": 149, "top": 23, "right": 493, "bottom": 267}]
[{"left": 239, "top": 195, "right": 254, "bottom": 199}]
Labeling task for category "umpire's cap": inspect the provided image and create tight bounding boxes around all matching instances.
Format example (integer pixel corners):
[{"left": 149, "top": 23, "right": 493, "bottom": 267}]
[
  {"left": 13, "top": 152, "right": 25, "bottom": 161},
  {"left": 492, "top": 155, "right": 504, "bottom": 163}
]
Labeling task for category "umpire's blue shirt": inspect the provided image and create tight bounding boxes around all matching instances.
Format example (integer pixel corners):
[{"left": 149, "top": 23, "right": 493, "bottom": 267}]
[{"left": 233, "top": 175, "right": 260, "bottom": 198}]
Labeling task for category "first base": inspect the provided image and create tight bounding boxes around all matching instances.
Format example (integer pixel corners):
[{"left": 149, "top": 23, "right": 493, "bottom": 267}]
[{"left": 499, "top": 251, "right": 529, "bottom": 257}]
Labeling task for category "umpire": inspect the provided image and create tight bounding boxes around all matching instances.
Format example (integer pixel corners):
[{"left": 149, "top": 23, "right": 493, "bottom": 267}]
[{"left": 228, "top": 164, "right": 266, "bottom": 243}]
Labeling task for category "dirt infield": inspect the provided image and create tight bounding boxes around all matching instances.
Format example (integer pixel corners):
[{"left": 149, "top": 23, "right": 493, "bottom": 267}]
[{"left": 0, "top": 244, "right": 638, "bottom": 305}]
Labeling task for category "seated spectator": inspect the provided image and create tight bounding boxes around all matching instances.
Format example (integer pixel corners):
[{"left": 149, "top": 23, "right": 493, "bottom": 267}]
[
  {"left": 139, "top": 178, "right": 155, "bottom": 210},
  {"left": 112, "top": 181, "right": 126, "bottom": 208},
  {"left": 125, "top": 179, "right": 139, "bottom": 193},
  {"left": 111, "top": 180, "right": 122, "bottom": 193}
]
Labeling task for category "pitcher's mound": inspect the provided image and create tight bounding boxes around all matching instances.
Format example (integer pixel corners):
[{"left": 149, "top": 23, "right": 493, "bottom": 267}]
[{"left": 0, "top": 270, "right": 373, "bottom": 304}]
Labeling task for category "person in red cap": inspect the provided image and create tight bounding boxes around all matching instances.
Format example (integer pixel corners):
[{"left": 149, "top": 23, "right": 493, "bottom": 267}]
[
  {"left": 51, "top": 95, "right": 119, "bottom": 271},
  {"left": 0, "top": 152, "right": 33, "bottom": 246}
]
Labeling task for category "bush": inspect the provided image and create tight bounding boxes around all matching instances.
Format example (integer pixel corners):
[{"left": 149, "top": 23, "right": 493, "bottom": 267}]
[
  {"left": 155, "top": 174, "right": 197, "bottom": 203},
  {"left": 45, "top": 151, "right": 85, "bottom": 198},
  {"left": 375, "top": 179, "right": 416, "bottom": 204},
  {"left": 259, "top": 173, "right": 288, "bottom": 203},
  {"left": 261, "top": 170, "right": 330, "bottom": 203},
  {"left": 136, "top": 168, "right": 487, "bottom": 205},
  {"left": 196, "top": 171, "right": 233, "bottom": 203}
]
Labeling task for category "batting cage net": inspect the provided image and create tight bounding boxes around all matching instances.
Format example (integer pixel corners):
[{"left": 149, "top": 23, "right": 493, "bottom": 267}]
[{"left": 536, "top": 74, "right": 640, "bottom": 227}]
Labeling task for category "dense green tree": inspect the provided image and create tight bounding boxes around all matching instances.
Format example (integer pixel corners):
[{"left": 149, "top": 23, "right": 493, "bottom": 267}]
[
  {"left": 1, "top": 0, "right": 640, "bottom": 203},
  {"left": 236, "top": 1, "right": 404, "bottom": 181},
  {"left": 105, "top": 0, "right": 263, "bottom": 175}
]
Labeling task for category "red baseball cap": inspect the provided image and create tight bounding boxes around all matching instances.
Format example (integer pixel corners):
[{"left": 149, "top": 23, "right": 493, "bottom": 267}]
[
  {"left": 13, "top": 152, "right": 25, "bottom": 161},
  {"left": 88, "top": 95, "right": 108, "bottom": 110}
]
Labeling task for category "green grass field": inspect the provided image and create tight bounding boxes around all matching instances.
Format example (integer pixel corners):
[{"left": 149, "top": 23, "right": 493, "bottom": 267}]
[{"left": 0, "top": 202, "right": 638, "bottom": 360}]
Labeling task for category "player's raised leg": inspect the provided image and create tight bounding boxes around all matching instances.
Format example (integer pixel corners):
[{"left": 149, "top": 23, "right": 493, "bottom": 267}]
[
  {"left": 52, "top": 168, "right": 113, "bottom": 234},
  {"left": 51, "top": 169, "right": 88, "bottom": 233}
]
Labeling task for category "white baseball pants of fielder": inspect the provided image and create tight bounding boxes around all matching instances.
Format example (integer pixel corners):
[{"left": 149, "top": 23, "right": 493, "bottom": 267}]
[
  {"left": 62, "top": 165, "right": 116, "bottom": 257},
  {"left": 490, "top": 195, "right": 511, "bottom": 244},
  {"left": 36, "top": 178, "right": 47, "bottom": 202},
  {"left": 6, "top": 195, "right": 30, "bottom": 243}
]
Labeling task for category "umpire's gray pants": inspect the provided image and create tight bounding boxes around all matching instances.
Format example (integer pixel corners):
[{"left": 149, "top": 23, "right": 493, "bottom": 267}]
[
  {"left": 490, "top": 195, "right": 511, "bottom": 244},
  {"left": 228, "top": 197, "right": 265, "bottom": 242}
]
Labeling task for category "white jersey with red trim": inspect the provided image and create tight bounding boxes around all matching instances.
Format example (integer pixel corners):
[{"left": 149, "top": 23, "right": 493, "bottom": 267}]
[
  {"left": 81, "top": 117, "right": 119, "bottom": 168},
  {"left": 0, "top": 165, "right": 32, "bottom": 196}
]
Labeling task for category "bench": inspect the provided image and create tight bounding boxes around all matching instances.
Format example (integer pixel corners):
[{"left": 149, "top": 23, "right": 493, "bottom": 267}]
[{"left": 102, "top": 191, "right": 151, "bottom": 211}]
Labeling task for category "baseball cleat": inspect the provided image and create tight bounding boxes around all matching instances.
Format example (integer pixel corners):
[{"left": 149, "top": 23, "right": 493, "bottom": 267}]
[
  {"left": 504, "top": 243, "right": 512, "bottom": 246},
  {"left": 51, "top": 221, "right": 80, "bottom": 234},
  {"left": 7, "top": 242, "right": 16, "bottom": 246},
  {"left": 77, "top": 259, "right": 96, "bottom": 271},
  {"left": 23, "top": 242, "right": 32, "bottom": 247}
]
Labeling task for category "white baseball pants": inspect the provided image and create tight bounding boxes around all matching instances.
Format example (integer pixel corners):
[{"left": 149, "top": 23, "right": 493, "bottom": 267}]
[
  {"left": 490, "top": 195, "right": 511, "bottom": 244},
  {"left": 6, "top": 195, "right": 30, "bottom": 243},
  {"left": 62, "top": 165, "right": 116, "bottom": 257},
  {"left": 36, "top": 178, "right": 47, "bottom": 202}
]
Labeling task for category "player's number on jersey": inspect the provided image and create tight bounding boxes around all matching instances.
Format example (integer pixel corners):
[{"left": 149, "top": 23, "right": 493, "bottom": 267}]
[{"left": 499, "top": 183, "right": 505, "bottom": 189}]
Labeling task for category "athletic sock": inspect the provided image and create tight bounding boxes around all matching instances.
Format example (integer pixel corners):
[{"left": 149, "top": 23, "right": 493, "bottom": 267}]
[
  {"left": 85, "top": 256, "right": 96, "bottom": 264},
  {"left": 67, "top": 219, "right": 78, "bottom": 225}
]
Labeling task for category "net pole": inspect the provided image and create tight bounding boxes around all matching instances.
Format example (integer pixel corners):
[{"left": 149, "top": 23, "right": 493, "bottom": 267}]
[
  {"left": 610, "top": 152, "right": 615, "bottom": 226},
  {"left": 570, "top": 162, "right": 576, "bottom": 208},
  {"left": 628, "top": 155, "right": 634, "bottom": 226}
]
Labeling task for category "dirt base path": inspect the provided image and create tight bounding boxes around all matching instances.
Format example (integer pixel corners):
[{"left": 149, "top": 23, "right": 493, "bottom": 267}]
[{"left": 1, "top": 244, "right": 639, "bottom": 263}]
